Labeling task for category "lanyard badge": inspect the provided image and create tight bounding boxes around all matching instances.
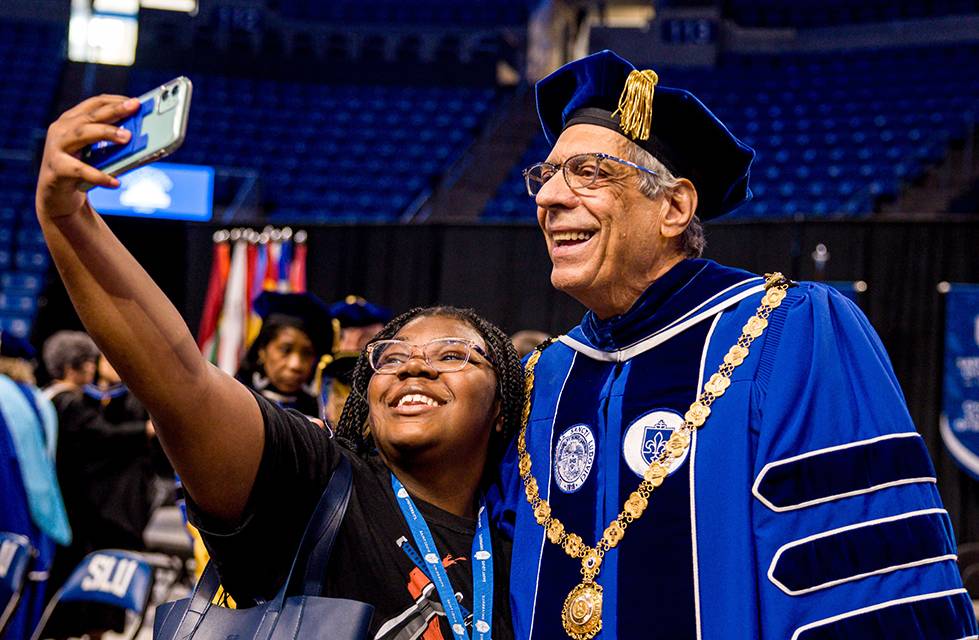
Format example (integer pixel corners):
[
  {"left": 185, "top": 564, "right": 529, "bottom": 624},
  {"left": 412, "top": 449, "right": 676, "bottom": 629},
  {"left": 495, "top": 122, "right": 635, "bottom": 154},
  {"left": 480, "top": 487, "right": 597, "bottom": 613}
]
[{"left": 391, "top": 474, "right": 494, "bottom": 640}]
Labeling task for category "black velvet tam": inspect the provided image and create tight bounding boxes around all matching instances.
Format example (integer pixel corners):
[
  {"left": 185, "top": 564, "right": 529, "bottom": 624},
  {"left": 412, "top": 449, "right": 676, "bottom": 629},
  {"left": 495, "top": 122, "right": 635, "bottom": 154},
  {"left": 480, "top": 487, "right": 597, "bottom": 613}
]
[
  {"left": 535, "top": 49, "right": 756, "bottom": 219},
  {"left": 252, "top": 291, "right": 335, "bottom": 358}
]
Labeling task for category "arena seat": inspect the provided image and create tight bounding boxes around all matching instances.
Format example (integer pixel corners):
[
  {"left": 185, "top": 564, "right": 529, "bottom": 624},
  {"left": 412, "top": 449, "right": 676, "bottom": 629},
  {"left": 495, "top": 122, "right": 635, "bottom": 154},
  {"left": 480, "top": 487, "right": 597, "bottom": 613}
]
[
  {"left": 483, "top": 43, "right": 979, "bottom": 221},
  {"left": 273, "top": 0, "right": 535, "bottom": 26},
  {"left": 0, "top": 20, "right": 63, "bottom": 151},
  {"left": 0, "top": 533, "right": 34, "bottom": 636},
  {"left": 728, "top": 0, "right": 979, "bottom": 29},
  {"left": 130, "top": 70, "right": 499, "bottom": 222},
  {"left": 0, "top": 19, "right": 64, "bottom": 339},
  {"left": 30, "top": 550, "right": 154, "bottom": 640}
]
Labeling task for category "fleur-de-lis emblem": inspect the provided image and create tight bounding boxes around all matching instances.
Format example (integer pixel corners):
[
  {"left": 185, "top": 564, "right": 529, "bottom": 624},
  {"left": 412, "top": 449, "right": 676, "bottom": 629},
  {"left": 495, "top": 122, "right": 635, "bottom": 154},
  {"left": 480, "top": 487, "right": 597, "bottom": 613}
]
[{"left": 642, "top": 421, "right": 670, "bottom": 463}]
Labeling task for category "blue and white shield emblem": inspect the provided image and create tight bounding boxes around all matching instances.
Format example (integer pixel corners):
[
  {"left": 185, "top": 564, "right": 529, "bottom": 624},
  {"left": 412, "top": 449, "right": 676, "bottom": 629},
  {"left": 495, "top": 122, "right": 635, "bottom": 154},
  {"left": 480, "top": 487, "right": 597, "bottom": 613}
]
[{"left": 623, "top": 410, "right": 689, "bottom": 478}]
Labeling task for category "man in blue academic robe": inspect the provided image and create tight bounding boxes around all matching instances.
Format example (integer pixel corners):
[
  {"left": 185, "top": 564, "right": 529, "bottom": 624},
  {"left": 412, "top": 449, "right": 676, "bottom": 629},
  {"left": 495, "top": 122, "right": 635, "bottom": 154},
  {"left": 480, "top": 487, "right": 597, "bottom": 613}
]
[{"left": 490, "top": 50, "right": 978, "bottom": 639}]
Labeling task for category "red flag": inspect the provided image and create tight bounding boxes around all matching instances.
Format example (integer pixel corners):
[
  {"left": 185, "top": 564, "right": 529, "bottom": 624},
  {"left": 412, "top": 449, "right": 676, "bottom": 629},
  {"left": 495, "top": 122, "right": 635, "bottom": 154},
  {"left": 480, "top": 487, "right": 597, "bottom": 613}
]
[
  {"left": 290, "top": 241, "right": 307, "bottom": 293},
  {"left": 263, "top": 240, "right": 281, "bottom": 291},
  {"left": 197, "top": 240, "right": 231, "bottom": 360},
  {"left": 245, "top": 241, "right": 258, "bottom": 312}
]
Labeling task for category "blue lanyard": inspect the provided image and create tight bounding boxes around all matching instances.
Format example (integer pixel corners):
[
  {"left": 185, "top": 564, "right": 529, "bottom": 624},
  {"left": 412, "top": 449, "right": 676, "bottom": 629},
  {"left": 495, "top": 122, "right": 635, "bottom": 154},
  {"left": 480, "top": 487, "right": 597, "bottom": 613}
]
[{"left": 391, "top": 474, "right": 494, "bottom": 640}]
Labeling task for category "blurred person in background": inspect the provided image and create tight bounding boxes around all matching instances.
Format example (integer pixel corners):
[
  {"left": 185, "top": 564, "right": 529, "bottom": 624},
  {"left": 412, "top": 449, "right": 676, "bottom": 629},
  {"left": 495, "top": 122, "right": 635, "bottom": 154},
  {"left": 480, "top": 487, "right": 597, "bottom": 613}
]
[
  {"left": 509, "top": 330, "right": 551, "bottom": 359},
  {"left": 42, "top": 333, "right": 157, "bottom": 607},
  {"left": 330, "top": 295, "right": 393, "bottom": 352},
  {"left": 318, "top": 296, "right": 393, "bottom": 426},
  {"left": 235, "top": 291, "right": 334, "bottom": 420},
  {"left": 0, "top": 332, "right": 70, "bottom": 639}
]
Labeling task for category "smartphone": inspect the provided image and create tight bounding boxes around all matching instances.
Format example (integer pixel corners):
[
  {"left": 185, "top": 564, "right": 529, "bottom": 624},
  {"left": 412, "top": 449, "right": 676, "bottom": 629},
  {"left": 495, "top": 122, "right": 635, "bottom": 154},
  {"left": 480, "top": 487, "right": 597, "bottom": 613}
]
[{"left": 79, "top": 76, "right": 193, "bottom": 192}]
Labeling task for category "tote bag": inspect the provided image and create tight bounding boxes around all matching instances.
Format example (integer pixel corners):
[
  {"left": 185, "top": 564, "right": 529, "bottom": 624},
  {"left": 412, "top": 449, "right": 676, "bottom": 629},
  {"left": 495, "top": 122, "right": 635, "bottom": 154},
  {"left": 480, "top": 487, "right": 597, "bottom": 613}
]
[{"left": 154, "top": 456, "right": 373, "bottom": 639}]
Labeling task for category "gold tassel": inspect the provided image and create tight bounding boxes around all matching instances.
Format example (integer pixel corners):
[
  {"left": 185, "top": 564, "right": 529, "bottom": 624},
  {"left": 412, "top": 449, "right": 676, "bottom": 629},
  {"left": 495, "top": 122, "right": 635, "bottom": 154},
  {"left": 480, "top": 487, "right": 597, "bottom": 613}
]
[
  {"left": 331, "top": 317, "right": 342, "bottom": 353},
  {"left": 313, "top": 353, "right": 334, "bottom": 397},
  {"left": 611, "top": 69, "right": 659, "bottom": 141}
]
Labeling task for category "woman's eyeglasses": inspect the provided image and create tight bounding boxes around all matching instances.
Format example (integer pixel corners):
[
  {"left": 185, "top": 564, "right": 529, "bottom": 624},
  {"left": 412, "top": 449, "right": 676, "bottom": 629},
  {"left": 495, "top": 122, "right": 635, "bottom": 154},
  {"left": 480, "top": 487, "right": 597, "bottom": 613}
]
[{"left": 366, "top": 338, "right": 492, "bottom": 374}]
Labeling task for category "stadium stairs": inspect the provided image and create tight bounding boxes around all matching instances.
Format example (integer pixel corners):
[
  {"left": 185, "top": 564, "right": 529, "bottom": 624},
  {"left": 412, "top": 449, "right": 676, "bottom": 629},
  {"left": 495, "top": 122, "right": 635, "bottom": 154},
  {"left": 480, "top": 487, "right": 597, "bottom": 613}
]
[{"left": 417, "top": 88, "right": 539, "bottom": 223}]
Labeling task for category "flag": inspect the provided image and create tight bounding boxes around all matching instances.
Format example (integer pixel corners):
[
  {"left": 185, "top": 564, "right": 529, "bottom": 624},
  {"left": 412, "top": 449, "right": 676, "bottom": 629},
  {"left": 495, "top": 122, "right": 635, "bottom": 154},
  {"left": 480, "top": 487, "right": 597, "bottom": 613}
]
[
  {"left": 941, "top": 284, "right": 979, "bottom": 480},
  {"left": 215, "top": 238, "right": 249, "bottom": 375},
  {"left": 290, "top": 241, "right": 307, "bottom": 293},
  {"left": 277, "top": 238, "right": 293, "bottom": 292},
  {"left": 263, "top": 239, "right": 281, "bottom": 291},
  {"left": 197, "top": 240, "right": 231, "bottom": 362}
]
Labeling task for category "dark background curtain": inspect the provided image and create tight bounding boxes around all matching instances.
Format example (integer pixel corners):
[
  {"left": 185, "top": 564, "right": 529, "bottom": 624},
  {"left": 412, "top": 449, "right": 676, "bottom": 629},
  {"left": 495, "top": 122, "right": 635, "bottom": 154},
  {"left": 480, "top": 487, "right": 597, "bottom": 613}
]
[{"left": 34, "top": 217, "right": 979, "bottom": 541}]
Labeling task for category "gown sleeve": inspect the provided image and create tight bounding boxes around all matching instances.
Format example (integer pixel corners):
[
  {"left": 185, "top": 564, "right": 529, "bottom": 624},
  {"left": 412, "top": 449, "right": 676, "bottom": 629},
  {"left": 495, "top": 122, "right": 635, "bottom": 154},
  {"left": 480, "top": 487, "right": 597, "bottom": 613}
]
[{"left": 750, "top": 283, "right": 977, "bottom": 639}]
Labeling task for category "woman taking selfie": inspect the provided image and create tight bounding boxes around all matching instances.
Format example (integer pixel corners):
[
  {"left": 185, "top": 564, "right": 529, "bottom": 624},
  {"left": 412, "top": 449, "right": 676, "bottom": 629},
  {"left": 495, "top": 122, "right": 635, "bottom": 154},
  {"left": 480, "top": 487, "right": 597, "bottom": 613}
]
[{"left": 36, "top": 95, "right": 520, "bottom": 638}]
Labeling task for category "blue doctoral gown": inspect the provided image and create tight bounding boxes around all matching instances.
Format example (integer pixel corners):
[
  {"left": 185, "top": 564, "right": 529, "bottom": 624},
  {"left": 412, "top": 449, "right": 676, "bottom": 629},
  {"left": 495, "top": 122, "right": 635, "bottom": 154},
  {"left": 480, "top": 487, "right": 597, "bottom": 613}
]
[{"left": 491, "top": 259, "right": 977, "bottom": 640}]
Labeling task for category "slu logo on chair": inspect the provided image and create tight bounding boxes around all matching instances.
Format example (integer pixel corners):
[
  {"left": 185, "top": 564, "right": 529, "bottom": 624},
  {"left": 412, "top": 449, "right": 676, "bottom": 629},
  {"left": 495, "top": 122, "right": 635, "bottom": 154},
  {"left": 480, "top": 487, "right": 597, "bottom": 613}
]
[{"left": 80, "top": 554, "right": 139, "bottom": 598}]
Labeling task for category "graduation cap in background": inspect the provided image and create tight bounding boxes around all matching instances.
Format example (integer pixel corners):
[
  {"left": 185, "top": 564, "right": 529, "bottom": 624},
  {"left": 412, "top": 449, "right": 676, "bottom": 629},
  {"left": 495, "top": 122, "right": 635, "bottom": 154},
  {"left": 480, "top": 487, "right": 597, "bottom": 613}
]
[
  {"left": 535, "top": 49, "right": 755, "bottom": 219},
  {"left": 251, "top": 291, "right": 336, "bottom": 359},
  {"left": 328, "top": 295, "right": 393, "bottom": 329},
  {"left": 0, "top": 331, "right": 36, "bottom": 361}
]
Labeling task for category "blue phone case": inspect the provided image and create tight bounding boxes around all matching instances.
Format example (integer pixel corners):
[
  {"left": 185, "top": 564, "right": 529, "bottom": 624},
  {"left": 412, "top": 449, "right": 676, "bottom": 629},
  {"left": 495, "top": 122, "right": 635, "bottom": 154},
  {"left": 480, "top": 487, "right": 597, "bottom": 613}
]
[{"left": 82, "top": 98, "right": 154, "bottom": 170}]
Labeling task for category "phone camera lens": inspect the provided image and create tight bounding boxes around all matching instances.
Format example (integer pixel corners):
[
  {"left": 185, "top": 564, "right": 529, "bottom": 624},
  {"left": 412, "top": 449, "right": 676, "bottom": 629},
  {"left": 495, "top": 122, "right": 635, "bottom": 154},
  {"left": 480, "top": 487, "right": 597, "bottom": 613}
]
[{"left": 171, "top": 85, "right": 179, "bottom": 96}]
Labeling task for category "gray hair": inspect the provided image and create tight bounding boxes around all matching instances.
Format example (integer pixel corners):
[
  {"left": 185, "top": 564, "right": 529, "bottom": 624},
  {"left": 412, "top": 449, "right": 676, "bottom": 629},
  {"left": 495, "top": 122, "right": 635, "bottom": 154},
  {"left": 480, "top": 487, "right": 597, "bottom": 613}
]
[
  {"left": 623, "top": 143, "right": 706, "bottom": 258},
  {"left": 42, "top": 331, "right": 99, "bottom": 379}
]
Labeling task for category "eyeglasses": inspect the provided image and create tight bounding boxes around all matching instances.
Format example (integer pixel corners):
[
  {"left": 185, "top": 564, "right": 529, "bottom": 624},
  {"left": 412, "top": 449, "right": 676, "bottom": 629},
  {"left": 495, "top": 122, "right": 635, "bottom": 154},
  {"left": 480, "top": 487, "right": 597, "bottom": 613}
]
[
  {"left": 365, "top": 338, "right": 492, "bottom": 374},
  {"left": 522, "top": 152, "right": 658, "bottom": 196}
]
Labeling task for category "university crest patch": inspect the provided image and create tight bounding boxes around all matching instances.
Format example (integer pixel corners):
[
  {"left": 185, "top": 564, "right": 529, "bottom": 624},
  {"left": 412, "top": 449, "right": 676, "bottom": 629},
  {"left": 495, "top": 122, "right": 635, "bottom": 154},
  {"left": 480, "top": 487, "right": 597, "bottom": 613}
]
[
  {"left": 554, "top": 424, "right": 596, "bottom": 493},
  {"left": 623, "top": 409, "right": 689, "bottom": 478}
]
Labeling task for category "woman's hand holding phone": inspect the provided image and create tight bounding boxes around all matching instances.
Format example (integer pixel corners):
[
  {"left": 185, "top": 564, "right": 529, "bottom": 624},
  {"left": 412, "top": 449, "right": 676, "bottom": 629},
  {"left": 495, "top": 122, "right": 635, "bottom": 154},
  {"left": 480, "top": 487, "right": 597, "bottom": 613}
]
[{"left": 35, "top": 95, "right": 140, "bottom": 223}]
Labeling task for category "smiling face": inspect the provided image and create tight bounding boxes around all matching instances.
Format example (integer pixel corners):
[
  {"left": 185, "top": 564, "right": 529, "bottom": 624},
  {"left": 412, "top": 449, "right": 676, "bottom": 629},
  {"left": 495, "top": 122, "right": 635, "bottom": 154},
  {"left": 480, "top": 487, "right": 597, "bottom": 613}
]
[
  {"left": 535, "top": 124, "right": 688, "bottom": 318},
  {"left": 366, "top": 314, "right": 500, "bottom": 471},
  {"left": 258, "top": 326, "right": 316, "bottom": 393}
]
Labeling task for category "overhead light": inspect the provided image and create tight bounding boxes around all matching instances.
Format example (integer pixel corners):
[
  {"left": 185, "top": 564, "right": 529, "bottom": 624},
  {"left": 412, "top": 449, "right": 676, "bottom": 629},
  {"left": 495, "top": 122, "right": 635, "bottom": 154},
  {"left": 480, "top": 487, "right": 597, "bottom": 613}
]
[
  {"left": 93, "top": 0, "right": 138, "bottom": 14},
  {"left": 140, "top": 0, "right": 197, "bottom": 12},
  {"left": 69, "top": 11, "right": 138, "bottom": 66}
]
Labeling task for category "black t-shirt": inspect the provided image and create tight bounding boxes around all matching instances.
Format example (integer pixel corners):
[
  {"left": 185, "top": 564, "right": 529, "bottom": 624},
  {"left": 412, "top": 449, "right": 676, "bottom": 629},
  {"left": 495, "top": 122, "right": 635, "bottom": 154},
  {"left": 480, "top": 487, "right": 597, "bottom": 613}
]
[{"left": 188, "top": 394, "right": 514, "bottom": 640}]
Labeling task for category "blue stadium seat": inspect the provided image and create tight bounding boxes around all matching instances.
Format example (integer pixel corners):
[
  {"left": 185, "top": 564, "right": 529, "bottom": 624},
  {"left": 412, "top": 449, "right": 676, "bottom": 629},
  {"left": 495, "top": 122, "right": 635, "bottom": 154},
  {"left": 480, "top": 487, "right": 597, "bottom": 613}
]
[
  {"left": 486, "top": 43, "right": 979, "bottom": 221},
  {"left": 14, "top": 251, "right": 49, "bottom": 273},
  {"left": 1, "top": 273, "right": 42, "bottom": 296},
  {"left": 0, "top": 315, "right": 30, "bottom": 338},
  {"left": 0, "top": 294, "right": 36, "bottom": 315}
]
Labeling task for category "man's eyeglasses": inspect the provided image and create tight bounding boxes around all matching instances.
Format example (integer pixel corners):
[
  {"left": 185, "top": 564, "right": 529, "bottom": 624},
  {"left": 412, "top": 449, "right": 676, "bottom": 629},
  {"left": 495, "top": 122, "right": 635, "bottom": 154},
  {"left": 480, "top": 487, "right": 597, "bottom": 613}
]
[
  {"left": 366, "top": 338, "right": 492, "bottom": 374},
  {"left": 522, "top": 152, "right": 658, "bottom": 197}
]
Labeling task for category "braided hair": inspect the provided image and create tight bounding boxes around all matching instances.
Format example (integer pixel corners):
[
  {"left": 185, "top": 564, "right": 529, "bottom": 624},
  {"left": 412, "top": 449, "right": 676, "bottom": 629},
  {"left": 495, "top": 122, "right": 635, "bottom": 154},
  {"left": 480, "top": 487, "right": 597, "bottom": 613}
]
[{"left": 335, "top": 306, "right": 525, "bottom": 479}]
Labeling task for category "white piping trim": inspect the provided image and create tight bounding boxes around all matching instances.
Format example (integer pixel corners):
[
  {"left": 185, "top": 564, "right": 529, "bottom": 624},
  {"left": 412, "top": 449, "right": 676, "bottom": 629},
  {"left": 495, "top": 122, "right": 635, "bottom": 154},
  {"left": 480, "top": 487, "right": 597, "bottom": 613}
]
[
  {"left": 768, "top": 508, "right": 954, "bottom": 596},
  {"left": 620, "top": 276, "right": 763, "bottom": 350},
  {"left": 940, "top": 414, "right": 979, "bottom": 478},
  {"left": 527, "top": 352, "right": 577, "bottom": 640},
  {"left": 751, "top": 432, "right": 937, "bottom": 512},
  {"left": 789, "top": 588, "right": 970, "bottom": 640},
  {"left": 690, "top": 312, "right": 722, "bottom": 640},
  {"left": 559, "top": 283, "right": 767, "bottom": 363}
]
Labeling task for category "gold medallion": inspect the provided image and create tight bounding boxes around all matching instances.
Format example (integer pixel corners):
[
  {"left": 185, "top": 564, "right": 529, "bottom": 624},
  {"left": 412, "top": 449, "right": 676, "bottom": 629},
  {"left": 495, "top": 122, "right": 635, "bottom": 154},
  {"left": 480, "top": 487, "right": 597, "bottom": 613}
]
[{"left": 562, "top": 582, "right": 603, "bottom": 640}]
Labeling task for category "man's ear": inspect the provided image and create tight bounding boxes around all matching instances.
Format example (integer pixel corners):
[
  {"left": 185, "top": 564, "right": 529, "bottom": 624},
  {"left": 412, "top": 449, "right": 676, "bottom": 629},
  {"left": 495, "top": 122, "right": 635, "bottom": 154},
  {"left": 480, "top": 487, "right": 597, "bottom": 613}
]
[{"left": 660, "top": 178, "right": 698, "bottom": 240}]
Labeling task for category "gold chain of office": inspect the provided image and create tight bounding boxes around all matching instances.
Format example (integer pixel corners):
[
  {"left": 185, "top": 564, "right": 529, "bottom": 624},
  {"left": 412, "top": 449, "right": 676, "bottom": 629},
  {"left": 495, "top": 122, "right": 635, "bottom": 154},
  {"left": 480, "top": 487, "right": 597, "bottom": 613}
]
[{"left": 516, "top": 273, "right": 793, "bottom": 640}]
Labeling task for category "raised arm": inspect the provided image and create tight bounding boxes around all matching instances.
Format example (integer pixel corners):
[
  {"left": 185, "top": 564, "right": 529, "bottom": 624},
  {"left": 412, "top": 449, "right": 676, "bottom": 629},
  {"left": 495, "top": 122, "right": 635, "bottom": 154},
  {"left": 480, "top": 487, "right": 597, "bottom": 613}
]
[{"left": 36, "top": 95, "right": 263, "bottom": 522}]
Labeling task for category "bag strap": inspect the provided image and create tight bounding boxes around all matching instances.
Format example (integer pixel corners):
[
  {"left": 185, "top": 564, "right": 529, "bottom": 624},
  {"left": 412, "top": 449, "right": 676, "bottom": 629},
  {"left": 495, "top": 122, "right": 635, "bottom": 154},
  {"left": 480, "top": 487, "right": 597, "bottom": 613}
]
[
  {"left": 168, "top": 455, "right": 354, "bottom": 634},
  {"left": 295, "top": 454, "right": 353, "bottom": 596}
]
